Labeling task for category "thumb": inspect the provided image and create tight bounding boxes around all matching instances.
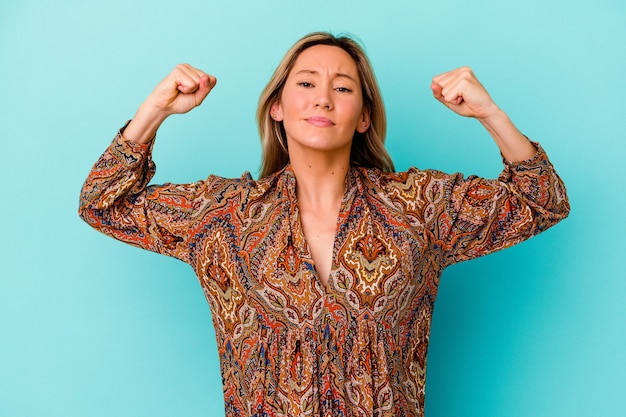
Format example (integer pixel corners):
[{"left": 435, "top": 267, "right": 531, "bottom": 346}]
[
  {"left": 431, "top": 81, "right": 463, "bottom": 108},
  {"left": 431, "top": 82, "right": 451, "bottom": 106},
  {"left": 430, "top": 82, "right": 443, "bottom": 100},
  {"left": 194, "top": 75, "right": 217, "bottom": 107}
]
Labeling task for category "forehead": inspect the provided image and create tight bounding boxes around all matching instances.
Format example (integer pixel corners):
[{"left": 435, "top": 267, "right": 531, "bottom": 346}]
[{"left": 291, "top": 45, "right": 359, "bottom": 78}]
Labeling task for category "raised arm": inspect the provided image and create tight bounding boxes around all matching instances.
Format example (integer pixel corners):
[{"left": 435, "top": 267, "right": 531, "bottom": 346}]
[
  {"left": 78, "top": 65, "right": 219, "bottom": 263},
  {"left": 384, "top": 68, "right": 569, "bottom": 266},
  {"left": 430, "top": 66, "right": 536, "bottom": 163},
  {"left": 123, "top": 64, "right": 217, "bottom": 144}
]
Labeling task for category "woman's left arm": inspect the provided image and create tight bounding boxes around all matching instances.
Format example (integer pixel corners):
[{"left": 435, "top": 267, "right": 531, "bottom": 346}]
[
  {"left": 417, "top": 67, "right": 570, "bottom": 263},
  {"left": 431, "top": 66, "right": 536, "bottom": 163}
]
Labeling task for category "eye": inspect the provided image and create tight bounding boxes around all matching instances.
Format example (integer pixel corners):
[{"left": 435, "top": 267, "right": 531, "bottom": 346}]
[
  {"left": 297, "top": 81, "right": 313, "bottom": 88},
  {"left": 335, "top": 86, "right": 353, "bottom": 93}
]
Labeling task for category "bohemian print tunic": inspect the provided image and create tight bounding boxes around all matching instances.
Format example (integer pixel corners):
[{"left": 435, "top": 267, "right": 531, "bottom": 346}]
[{"left": 79, "top": 127, "right": 569, "bottom": 417}]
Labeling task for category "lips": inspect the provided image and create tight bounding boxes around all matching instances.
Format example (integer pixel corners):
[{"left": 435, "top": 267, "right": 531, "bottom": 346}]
[{"left": 306, "top": 116, "right": 335, "bottom": 127}]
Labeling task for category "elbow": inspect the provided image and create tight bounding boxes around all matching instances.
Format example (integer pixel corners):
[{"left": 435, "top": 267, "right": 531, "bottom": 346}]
[
  {"left": 541, "top": 174, "right": 570, "bottom": 223},
  {"left": 536, "top": 194, "right": 570, "bottom": 232},
  {"left": 560, "top": 198, "right": 571, "bottom": 219},
  {"left": 553, "top": 181, "right": 571, "bottom": 221},
  {"left": 77, "top": 202, "right": 94, "bottom": 227},
  {"left": 77, "top": 192, "right": 100, "bottom": 228},
  {"left": 78, "top": 203, "right": 89, "bottom": 223}
]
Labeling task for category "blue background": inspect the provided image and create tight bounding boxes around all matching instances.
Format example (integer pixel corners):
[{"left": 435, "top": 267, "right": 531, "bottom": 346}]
[{"left": 1, "top": 0, "right": 624, "bottom": 416}]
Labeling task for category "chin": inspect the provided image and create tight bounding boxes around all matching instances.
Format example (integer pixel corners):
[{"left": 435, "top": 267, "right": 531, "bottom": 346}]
[{"left": 295, "top": 136, "right": 352, "bottom": 152}]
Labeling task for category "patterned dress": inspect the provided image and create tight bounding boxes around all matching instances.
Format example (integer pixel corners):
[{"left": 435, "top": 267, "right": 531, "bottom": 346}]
[{"left": 79, "top": 126, "right": 569, "bottom": 417}]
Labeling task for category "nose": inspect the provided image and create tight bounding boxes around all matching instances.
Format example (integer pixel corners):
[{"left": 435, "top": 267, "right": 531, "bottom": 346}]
[{"left": 314, "top": 87, "right": 333, "bottom": 110}]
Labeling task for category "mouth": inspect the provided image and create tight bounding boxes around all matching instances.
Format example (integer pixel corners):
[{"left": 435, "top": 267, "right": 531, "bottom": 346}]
[{"left": 306, "top": 116, "right": 335, "bottom": 127}]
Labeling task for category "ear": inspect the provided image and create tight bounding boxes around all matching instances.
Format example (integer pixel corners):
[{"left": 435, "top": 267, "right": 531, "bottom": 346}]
[
  {"left": 356, "top": 107, "right": 371, "bottom": 133},
  {"left": 270, "top": 101, "right": 284, "bottom": 122}
]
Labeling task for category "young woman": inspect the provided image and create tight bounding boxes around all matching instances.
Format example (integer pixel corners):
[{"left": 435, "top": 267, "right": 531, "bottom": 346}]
[{"left": 79, "top": 32, "right": 569, "bottom": 417}]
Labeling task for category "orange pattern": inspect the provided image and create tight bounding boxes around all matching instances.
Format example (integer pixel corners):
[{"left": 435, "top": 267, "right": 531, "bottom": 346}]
[{"left": 79, "top": 127, "right": 569, "bottom": 417}]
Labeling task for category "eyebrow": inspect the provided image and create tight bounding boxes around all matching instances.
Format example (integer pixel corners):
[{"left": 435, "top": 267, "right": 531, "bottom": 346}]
[{"left": 294, "top": 69, "right": 358, "bottom": 83}]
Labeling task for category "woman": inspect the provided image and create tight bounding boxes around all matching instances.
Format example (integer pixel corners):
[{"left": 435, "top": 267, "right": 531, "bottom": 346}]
[{"left": 79, "top": 32, "right": 569, "bottom": 417}]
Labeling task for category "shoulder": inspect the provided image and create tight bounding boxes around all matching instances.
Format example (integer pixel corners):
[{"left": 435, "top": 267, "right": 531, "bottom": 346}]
[
  {"left": 200, "top": 166, "right": 291, "bottom": 203},
  {"left": 199, "top": 171, "right": 265, "bottom": 197},
  {"left": 355, "top": 166, "right": 458, "bottom": 192}
]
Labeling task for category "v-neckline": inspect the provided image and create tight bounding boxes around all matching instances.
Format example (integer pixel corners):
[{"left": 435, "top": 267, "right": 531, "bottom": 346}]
[{"left": 283, "top": 165, "right": 358, "bottom": 291}]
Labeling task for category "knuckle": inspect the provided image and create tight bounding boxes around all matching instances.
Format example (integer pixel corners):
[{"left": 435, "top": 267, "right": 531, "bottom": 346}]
[{"left": 459, "top": 67, "right": 475, "bottom": 82}]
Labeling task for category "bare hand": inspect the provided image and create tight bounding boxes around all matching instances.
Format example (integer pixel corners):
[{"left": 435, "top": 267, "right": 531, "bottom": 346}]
[
  {"left": 431, "top": 67, "right": 498, "bottom": 120},
  {"left": 121, "top": 64, "right": 217, "bottom": 144},
  {"left": 145, "top": 64, "right": 217, "bottom": 117}
]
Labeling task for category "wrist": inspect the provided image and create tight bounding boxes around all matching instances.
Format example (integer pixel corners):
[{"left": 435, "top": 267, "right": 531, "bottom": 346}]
[
  {"left": 477, "top": 105, "right": 506, "bottom": 127},
  {"left": 478, "top": 108, "right": 536, "bottom": 162},
  {"left": 122, "top": 103, "right": 168, "bottom": 145},
  {"left": 137, "top": 100, "right": 170, "bottom": 124}
]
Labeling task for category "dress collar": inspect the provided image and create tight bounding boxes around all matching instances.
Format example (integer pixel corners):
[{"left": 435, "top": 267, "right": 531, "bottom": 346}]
[{"left": 277, "top": 163, "right": 363, "bottom": 205}]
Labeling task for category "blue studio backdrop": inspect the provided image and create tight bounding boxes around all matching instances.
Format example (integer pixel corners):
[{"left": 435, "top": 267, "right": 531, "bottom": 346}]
[{"left": 1, "top": 0, "right": 624, "bottom": 416}]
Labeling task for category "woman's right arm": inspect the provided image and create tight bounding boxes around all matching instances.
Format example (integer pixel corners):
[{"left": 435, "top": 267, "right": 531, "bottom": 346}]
[
  {"left": 123, "top": 64, "right": 217, "bottom": 144},
  {"left": 78, "top": 65, "right": 218, "bottom": 262}
]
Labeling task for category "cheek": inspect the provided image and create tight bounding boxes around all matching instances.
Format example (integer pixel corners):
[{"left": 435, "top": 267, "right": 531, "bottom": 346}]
[
  {"left": 342, "top": 101, "right": 365, "bottom": 126},
  {"left": 290, "top": 93, "right": 309, "bottom": 109},
  {"left": 280, "top": 98, "right": 305, "bottom": 122},
  {"left": 281, "top": 86, "right": 307, "bottom": 106}
]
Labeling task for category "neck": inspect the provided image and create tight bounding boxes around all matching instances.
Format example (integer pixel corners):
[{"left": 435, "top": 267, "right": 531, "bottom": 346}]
[{"left": 289, "top": 150, "right": 350, "bottom": 209}]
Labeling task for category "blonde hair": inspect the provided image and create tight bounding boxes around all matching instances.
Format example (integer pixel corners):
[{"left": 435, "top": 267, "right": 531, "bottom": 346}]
[{"left": 256, "top": 32, "right": 395, "bottom": 178}]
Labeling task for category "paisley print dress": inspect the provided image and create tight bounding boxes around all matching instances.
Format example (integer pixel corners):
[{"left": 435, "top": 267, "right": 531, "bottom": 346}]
[{"left": 79, "top": 127, "right": 569, "bottom": 417}]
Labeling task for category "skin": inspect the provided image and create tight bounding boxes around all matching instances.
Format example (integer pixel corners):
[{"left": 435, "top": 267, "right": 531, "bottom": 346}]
[
  {"left": 121, "top": 46, "right": 537, "bottom": 286},
  {"left": 270, "top": 45, "right": 370, "bottom": 169},
  {"left": 269, "top": 45, "right": 372, "bottom": 285}
]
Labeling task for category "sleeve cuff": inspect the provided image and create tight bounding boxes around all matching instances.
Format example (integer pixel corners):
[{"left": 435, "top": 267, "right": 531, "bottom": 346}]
[
  {"left": 108, "top": 120, "right": 155, "bottom": 166},
  {"left": 502, "top": 140, "right": 548, "bottom": 168},
  {"left": 116, "top": 120, "right": 155, "bottom": 153}
]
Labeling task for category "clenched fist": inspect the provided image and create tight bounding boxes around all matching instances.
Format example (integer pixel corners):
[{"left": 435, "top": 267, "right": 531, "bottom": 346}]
[
  {"left": 122, "top": 64, "right": 217, "bottom": 144},
  {"left": 431, "top": 66, "right": 499, "bottom": 120},
  {"left": 145, "top": 64, "right": 217, "bottom": 116}
]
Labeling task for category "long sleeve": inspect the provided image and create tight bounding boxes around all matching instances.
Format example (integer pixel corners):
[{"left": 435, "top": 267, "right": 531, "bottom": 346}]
[
  {"left": 384, "top": 142, "right": 570, "bottom": 267},
  {"left": 79, "top": 129, "right": 210, "bottom": 264}
]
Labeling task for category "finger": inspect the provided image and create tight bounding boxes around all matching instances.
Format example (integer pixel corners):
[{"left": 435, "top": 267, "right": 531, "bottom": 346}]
[
  {"left": 173, "top": 64, "right": 205, "bottom": 94},
  {"left": 440, "top": 74, "right": 475, "bottom": 106},
  {"left": 197, "top": 74, "right": 217, "bottom": 97},
  {"left": 434, "top": 66, "right": 473, "bottom": 83},
  {"left": 439, "top": 83, "right": 462, "bottom": 105},
  {"left": 176, "top": 63, "right": 206, "bottom": 80},
  {"left": 181, "top": 68, "right": 217, "bottom": 97},
  {"left": 185, "top": 67, "right": 217, "bottom": 94},
  {"left": 194, "top": 75, "right": 217, "bottom": 107},
  {"left": 432, "top": 76, "right": 459, "bottom": 106},
  {"left": 204, "top": 74, "right": 217, "bottom": 91},
  {"left": 430, "top": 82, "right": 449, "bottom": 106},
  {"left": 430, "top": 81, "right": 442, "bottom": 97},
  {"left": 431, "top": 67, "right": 462, "bottom": 88},
  {"left": 433, "top": 67, "right": 475, "bottom": 104}
]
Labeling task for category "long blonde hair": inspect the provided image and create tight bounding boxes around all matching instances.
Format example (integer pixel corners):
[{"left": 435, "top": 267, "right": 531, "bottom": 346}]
[{"left": 256, "top": 32, "right": 395, "bottom": 178}]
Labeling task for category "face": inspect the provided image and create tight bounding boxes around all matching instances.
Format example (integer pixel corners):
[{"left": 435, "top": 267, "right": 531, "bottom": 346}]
[{"left": 271, "top": 45, "right": 370, "bottom": 157}]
